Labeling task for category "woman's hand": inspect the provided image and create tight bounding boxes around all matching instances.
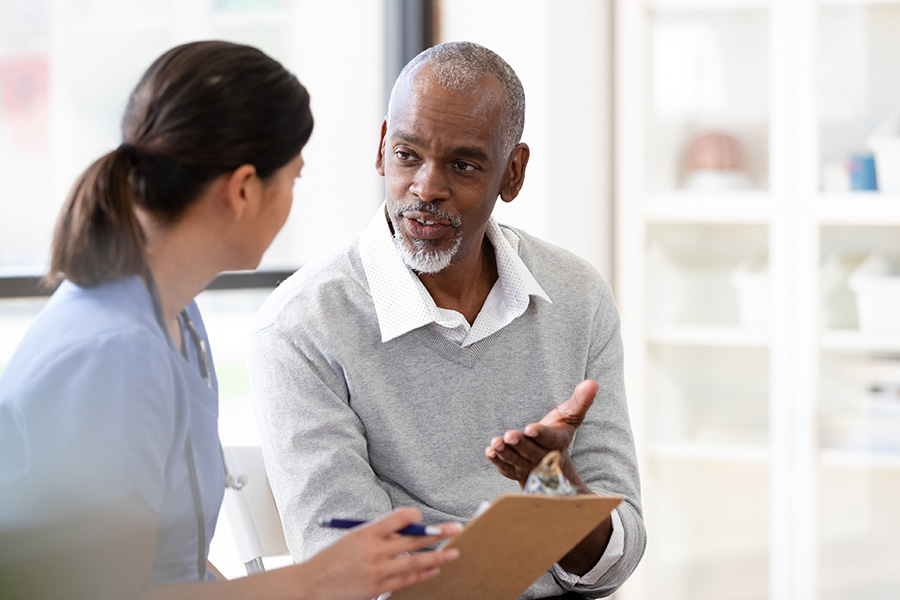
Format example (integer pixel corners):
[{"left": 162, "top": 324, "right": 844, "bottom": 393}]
[{"left": 297, "top": 507, "right": 461, "bottom": 600}]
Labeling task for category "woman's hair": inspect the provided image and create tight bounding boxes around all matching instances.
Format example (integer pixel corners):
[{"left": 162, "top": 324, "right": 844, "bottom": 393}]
[{"left": 46, "top": 40, "right": 314, "bottom": 287}]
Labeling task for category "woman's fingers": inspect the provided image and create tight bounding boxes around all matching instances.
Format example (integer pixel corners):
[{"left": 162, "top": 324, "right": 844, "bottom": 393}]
[
  {"left": 363, "top": 508, "right": 462, "bottom": 555},
  {"left": 377, "top": 545, "right": 461, "bottom": 590}
]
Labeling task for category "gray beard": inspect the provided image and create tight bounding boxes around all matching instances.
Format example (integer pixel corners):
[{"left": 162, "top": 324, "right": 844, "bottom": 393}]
[{"left": 393, "top": 230, "right": 461, "bottom": 274}]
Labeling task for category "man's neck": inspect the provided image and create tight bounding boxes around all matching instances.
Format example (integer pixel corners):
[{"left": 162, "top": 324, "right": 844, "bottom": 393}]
[{"left": 417, "top": 237, "right": 498, "bottom": 325}]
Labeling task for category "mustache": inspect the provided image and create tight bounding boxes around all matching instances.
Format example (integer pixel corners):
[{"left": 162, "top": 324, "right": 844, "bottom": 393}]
[{"left": 392, "top": 201, "right": 462, "bottom": 228}]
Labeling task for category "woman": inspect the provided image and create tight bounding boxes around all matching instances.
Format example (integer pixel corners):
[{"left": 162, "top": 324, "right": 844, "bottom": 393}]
[{"left": 0, "top": 41, "right": 458, "bottom": 599}]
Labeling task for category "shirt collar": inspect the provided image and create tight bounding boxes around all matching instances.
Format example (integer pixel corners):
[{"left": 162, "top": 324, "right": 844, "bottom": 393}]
[{"left": 359, "top": 202, "right": 550, "bottom": 343}]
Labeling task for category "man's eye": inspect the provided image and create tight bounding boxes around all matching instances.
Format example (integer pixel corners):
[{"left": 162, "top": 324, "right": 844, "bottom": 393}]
[
  {"left": 455, "top": 161, "right": 475, "bottom": 171},
  {"left": 395, "top": 150, "right": 411, "bottom": 160}
]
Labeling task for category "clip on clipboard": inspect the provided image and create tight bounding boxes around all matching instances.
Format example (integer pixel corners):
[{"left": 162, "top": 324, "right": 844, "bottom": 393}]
[{"left": 387, "top": 493, "right": 622, "bottom": 600}]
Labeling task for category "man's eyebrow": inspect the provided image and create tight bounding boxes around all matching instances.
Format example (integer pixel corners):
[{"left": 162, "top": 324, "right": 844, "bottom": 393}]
[
  {"left": 451, "top": 146, "right": 490, "bottom": 161},
  {"left": 391, "top": 130, "right": 424, "bottom": 146},
  {"left": 391, "top": 130, "right": 491, "bottom": 162}
]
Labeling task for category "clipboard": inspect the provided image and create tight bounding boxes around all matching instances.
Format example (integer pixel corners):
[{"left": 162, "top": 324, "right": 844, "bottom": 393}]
[{"left": 388, "top": 493, "right": 622, "bottom": 600}]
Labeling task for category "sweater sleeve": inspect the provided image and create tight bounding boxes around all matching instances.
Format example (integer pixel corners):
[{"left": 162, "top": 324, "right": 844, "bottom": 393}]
[
  {"left": 246, "top": 322, "right": 394, "bottom": 561},
  {"left": 555, "top": 278, "right": 647, "bottom": 597}
]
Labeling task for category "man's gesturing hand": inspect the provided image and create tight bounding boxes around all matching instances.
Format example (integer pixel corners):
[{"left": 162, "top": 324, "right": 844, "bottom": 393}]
[{"left": 484, "top": 379, "right": 598, "bottom": 487}]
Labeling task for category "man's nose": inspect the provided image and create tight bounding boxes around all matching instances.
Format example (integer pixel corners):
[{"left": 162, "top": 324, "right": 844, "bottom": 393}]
[{"left": 409, "top": 162, "right": 449, "bottom": 202}]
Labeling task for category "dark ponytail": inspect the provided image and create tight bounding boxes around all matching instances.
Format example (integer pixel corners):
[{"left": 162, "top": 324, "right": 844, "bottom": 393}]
[
  {"left": 46, "top": 146, "right": 145, "bottom": 287},
  {"left": 46, "top": 41, "right": 314, "bottom": 288}
]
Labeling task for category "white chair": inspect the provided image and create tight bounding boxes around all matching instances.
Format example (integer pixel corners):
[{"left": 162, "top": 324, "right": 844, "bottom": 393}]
[{"left": 220, "top": 445, "right": 291, "bottom": 574}]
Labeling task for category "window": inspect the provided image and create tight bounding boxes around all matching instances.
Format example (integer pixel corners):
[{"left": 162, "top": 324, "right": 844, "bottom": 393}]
[{"left": 0, "top": 0, "right": 390, "bottom": 446}]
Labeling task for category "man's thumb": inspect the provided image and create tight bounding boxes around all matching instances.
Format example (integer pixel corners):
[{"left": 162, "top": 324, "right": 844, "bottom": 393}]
[{"left": 554, "top": 379, "right": 598, "bottom": 426}]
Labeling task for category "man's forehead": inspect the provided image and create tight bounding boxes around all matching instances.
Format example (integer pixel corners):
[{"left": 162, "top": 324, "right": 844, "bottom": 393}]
[
  {"left": 388, "top": 68, "right": 506, "bottom": 145},
  {"left": 393, "top": 61, "right": 505, "bottom": 113}
]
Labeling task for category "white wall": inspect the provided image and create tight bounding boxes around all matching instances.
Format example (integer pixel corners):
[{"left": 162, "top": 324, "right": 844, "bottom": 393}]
[{"left": 438, "top": 0, "right": 613, "bottom": 279}]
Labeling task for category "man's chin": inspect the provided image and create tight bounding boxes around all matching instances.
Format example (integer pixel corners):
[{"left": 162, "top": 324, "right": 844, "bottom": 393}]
[
  {"left": 392, "top": 228, "right": 461, "bottom": 274},
  {"left": 396, "top": 243, "right": 453, "bottom": 274},
  {"left": 401, "top": 252, "right": 452, "bottom": 275}
]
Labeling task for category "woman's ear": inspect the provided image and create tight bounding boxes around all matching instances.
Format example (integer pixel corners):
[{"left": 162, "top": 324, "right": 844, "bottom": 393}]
[
  {"left": 227, "top": 164, "right": 260, "bottom": 220},
  {"left": 499, "top": 143, "right": 530, "bottom": 203}
]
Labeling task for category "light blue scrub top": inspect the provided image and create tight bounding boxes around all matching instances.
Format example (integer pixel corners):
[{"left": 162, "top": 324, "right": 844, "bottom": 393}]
[{"left": 0, "top": 276, "right": 224, "bottom": 584}]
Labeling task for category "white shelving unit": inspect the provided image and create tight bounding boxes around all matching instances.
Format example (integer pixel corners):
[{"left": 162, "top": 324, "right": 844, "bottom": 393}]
[{"left": 614, "top": 1, "right": 900, "bottom": 599}]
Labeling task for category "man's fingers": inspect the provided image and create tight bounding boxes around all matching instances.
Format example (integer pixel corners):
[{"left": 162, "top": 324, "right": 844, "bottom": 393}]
[
  {"left": 485, "top": 435, "right": 505, "bottom": 457},
  {"left": 486, "top": 438, "right": 540, "bottom": 479},
  {"left": 539, "top": 379, "right": 598, "bottom": 427},
  {"left": 485, "top": 451, "right": 520, "bottom": 480},
  {"left": 522, "top": 423, "right": 573, "bottom": 448},
  {"left": 486, "top": 381, "right": 598, "bottom": 485},
  {"left": 502, "top": 430, "right": 526, "bottom": 445}
]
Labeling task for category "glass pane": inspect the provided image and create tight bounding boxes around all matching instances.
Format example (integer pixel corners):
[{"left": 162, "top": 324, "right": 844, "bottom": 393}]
[
  {"left": 647, "top": 345, "right": 769, "bottom": 446},
  {"left": 641, "top": 220, "right": 772, "bottom": 599},
  {"left": 819, "top": 3, "right": 900, "bottom": 193},
  {"left": 817, "top": 465, "right": 900, "bottom": 599},
  {"left": 818, "top": 222, "right": 900, "bottom": 596},
  {"left": 642, "top": 459, "right": 770, "bottom": 600},
  {"left": 646, "top": 223, "right": 769, "bottom": 328},
  {"left": 647, "top": 8, "right": 770, "bottom": 192}
]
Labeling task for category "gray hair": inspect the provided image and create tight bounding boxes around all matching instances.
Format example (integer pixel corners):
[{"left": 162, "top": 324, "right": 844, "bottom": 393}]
[{"left": 387, "top": 41, "right": 526, "bottom": 154}]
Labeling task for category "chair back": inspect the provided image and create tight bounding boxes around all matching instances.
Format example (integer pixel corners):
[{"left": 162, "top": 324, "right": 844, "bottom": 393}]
[{"left": 221, "top": 445, "right": 289, "bottom": 573}]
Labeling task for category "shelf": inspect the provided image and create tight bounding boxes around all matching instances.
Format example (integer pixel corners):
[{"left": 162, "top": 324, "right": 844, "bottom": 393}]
[
  {"left": 648, "top": 441, "right": 771, "bottom": 464},
  {"left": 821, "top": 329, "right": 900, "bottom": 353},
  {"left": 816, "top": 193, "right": 900, "bottom": 225},
  {"left": 644, "top": 192, "right": 774, "bottom": 223},
  {"left": 648, "top": 324, "right": 770, "bottom": 348},
  {"left": 820, "top": 448, "right": 900, "bottom": 469}
]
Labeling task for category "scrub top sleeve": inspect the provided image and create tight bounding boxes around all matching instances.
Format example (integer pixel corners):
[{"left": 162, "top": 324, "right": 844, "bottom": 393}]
[{"left": 16, "top": 331, "right": 177, "bottom": 521}]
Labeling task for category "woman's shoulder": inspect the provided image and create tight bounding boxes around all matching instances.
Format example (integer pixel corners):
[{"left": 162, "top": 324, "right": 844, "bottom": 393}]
[
  {"left": 4, "top": 278, "right": 171, "bottom": 387},
  {"left": 47, "top": 277, "right": 161, "bottom": 336}
]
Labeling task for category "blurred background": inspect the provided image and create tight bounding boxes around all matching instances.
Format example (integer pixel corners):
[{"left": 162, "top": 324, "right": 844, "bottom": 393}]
[{"left": 1, "top": 1, "right": 899, "bottom": 598}]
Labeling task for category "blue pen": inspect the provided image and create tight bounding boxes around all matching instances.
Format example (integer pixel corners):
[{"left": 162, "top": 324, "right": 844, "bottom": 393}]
[{"left": 319, "top": 518, "right": 442, "bottom": 536}]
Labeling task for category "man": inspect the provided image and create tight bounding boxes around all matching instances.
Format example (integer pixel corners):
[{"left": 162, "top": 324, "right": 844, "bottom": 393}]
[{"left": 247, "top": 41, "right": 645, "bottom": 598}]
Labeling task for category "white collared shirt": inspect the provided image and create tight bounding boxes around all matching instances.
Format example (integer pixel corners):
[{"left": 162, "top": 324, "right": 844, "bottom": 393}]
[
  {"left": 359, "top": 203, "right": 624, "bottom": 586},
  {"left": 359, "top": 203, "right": 551, "bottom": 347}
]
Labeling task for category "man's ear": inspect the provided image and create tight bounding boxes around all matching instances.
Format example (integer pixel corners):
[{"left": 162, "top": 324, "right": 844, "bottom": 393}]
[
  {"left": 375, "top": 118, "right": 388, "bottom": 176},
  {"left": 499, "top": 143, "right": 530, "bottom": 203},
  {"left": 227, "top": 164, "right": 260, "bottom": 220}
]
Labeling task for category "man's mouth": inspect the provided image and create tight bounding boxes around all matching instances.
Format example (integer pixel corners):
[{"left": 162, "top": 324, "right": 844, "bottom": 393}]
[
  {"left": 400, "top": 210, "right": 457, "bottom": 240},
  {"left": 403, "top": 210, "right": 453, "bottom": 226}
]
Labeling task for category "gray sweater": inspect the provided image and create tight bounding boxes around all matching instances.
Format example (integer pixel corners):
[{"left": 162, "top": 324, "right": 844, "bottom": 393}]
[{"left": 247, "top": 225, "right": 645, "bottom": 598}]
